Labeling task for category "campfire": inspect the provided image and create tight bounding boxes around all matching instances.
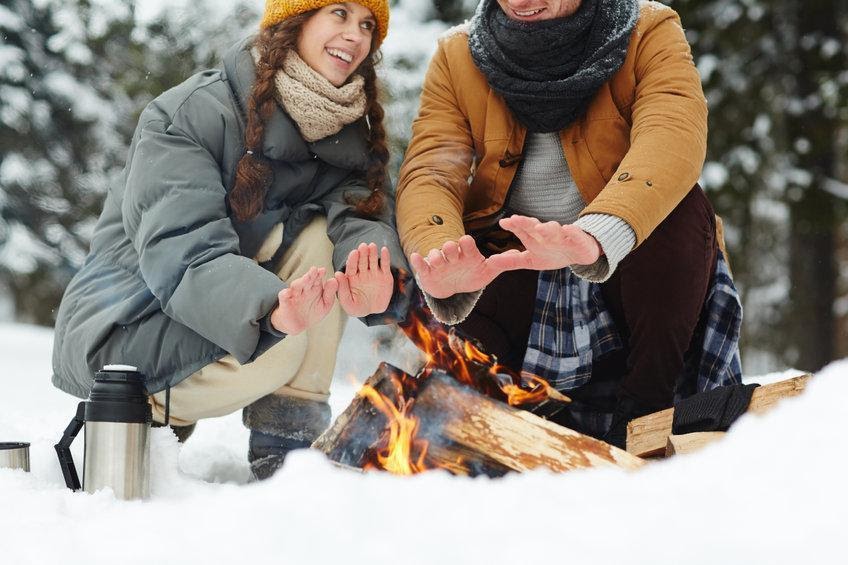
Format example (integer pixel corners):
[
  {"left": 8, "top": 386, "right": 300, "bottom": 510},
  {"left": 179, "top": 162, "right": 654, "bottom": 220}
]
[
  {"left": 399, "top": 310, "right": 572, "bottom": 407},
  {"left": 313, "top": 309, "right": 644, "bottom": 477}
]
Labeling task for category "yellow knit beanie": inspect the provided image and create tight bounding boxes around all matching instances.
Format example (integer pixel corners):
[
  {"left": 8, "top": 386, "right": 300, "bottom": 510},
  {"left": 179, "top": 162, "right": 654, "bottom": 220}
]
[{"left": 261, "top": 0, "right": 389, "bottom": 47}]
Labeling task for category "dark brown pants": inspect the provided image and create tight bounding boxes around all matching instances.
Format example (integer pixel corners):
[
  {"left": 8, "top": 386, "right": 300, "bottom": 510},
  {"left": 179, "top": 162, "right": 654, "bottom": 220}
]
[{"left": 456, "top": 186, "right": 718, "bottom": 412}]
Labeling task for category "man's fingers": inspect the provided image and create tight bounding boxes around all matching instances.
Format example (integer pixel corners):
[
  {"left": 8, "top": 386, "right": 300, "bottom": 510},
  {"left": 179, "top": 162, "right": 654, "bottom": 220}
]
[
  {"left": 505, "top": 224, "right": 537, "bottom": 248},
  {"left": 457, "top": 235, "right": 479, "bottom": 258},
  {"left": 427, "top": 247, "right": 447, "bottom": 269},
  {"left": 486, "top": 250, "right": 532, "bottom": 272},
  {"left": 409, "top": 252, "right": 430, "bottom": 276},
  {"left": 537, "top": 221, "right": 565, "bottom": 240},
  {"left": 501, "top": 214, "right": 539, "bottom": 230},
  {"left": 441, "top": 240, "right": 461, "bottom": 263}
]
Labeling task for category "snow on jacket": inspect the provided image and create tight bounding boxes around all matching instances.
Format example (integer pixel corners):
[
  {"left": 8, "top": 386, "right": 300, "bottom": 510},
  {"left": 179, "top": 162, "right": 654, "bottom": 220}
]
[
  {"left": 396, "top": 2, "right": 711, "bottom": 258},
  {"left": 52, "top": 38, "right": 412, "bottom": 399}
]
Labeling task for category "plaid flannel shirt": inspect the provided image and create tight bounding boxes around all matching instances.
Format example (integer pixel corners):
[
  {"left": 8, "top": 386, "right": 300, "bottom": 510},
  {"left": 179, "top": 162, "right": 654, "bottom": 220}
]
[{"left": 524, "top": 251, "right": 743, "bottom": 435}]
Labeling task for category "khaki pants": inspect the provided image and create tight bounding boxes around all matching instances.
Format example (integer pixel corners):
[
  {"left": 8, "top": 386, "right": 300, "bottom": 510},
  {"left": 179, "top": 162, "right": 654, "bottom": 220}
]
[{"left": 150, "top": 217, "right": 347, "bottom": 426}]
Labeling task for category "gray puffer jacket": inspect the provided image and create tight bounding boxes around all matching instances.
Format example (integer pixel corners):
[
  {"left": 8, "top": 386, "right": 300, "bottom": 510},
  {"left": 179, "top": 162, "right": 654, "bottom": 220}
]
[{"left": 52, "top": 38, "right": 412, "bottom": 398}]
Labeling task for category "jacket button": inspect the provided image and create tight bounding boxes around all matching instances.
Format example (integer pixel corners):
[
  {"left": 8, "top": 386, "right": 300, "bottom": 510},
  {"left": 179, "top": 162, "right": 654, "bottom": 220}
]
[
  {"left": 618, "top": 172, "right": 630, "bottom": 181},
  {"left": 430, "top": 215, "right": 444, "bottom": 225},
  {"left": 645, "top": 180, "right": 653, "bottom": 187}
]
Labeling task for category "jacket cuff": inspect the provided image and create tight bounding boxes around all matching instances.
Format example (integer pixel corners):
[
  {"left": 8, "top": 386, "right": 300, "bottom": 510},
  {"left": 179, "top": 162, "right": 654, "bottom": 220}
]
[
  {"left": 259, "top": 311, "right": 287, "bottom": 339},
  {"left": 572, "top": 214, "right": 636, "bottom": 283},
  {"left": 421, "top": 287, "right": 483, "bottom": 325}
]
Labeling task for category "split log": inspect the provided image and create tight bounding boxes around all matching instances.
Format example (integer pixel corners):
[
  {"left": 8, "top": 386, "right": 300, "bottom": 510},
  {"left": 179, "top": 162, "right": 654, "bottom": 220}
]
[
  {"left": 627, "top": 374, "right": 812, "bottom": 458},
  {"left": 665, "top": 432, "right": 726, "bottom": 456},
  {"left": 414, "top": 372, "right": 644, "bottom": 473},
  {"left": 314, "top": 363, "right": 644, "bottom": 476},
  {"left": 312, "top": 363, "right": 405, "bottom": 468}
]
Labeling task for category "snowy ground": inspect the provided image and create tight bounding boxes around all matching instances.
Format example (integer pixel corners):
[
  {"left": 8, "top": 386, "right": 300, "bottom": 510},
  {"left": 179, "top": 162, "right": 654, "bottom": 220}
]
[{"left": 0, "top": 320, "right": 845, "bottom": 564}]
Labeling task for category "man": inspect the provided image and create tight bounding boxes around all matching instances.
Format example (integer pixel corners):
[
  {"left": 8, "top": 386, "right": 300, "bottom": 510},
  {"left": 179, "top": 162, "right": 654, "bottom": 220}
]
[{"left": 395, "top": 0, "right": 742, "bottom": 447}]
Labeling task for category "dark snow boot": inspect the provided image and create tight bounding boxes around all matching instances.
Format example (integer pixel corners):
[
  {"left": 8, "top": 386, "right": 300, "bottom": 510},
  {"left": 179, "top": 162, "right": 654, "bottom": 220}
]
[{"left": 242, "top": 394, "right": 331, "bottom": 480}]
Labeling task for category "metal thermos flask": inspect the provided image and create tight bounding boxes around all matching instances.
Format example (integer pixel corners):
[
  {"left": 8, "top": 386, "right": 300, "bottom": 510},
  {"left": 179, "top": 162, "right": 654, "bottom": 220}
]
[{"left": 55, "top": 365, "right": 152, "bottom": 500}]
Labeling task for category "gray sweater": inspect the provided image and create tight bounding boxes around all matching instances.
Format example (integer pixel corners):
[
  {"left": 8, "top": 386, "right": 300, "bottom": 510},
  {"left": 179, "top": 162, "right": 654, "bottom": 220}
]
[{"left": 508, "top": 132, "right": 635, "bottom": 282}]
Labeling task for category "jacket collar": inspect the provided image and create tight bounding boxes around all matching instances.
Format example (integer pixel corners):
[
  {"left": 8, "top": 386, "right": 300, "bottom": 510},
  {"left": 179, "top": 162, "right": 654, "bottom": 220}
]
[{"left": 222, "top": 37, "right": 370, "bottom": 171}]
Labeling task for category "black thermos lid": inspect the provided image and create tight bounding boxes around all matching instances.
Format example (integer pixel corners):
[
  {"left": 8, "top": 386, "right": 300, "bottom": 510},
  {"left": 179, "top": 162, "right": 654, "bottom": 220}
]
[{"left": 85, "top": 365, "right": 152, "bottom": 424}]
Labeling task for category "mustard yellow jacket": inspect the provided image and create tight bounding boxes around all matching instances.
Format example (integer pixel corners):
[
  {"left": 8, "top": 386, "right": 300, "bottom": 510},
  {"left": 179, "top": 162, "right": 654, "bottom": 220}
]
[{"left": 397, "top": 2, "right": 711, "bottom": 258}]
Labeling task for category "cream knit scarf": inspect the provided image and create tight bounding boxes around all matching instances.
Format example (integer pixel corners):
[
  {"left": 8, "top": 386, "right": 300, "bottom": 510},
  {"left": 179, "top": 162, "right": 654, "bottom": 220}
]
[{"left": 254, "top": 48, "right": 367, "bottom": 142}]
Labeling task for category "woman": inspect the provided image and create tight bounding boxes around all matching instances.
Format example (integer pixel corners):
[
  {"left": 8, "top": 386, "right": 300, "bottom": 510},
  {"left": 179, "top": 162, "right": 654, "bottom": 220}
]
[
  {"left": 52, "top": 0, "right": 411, "bottom": 479},
  {"left": 396, "top": 0, "right": 742, "bottom": 447}
]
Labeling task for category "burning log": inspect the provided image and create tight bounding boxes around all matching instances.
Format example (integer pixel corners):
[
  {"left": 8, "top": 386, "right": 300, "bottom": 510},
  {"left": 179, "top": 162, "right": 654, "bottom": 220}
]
[
  {"left": 413, "top": 372, "right": 644, "bottom": 474},
  {"left": 626, "top": 374, "right": 812, "bottom": 458},
  {"left": 314, "top": 363, "right": 645, "bottom": 477},
  {"left": 312, "top": 363, "right": 409, "bottom": 469}
]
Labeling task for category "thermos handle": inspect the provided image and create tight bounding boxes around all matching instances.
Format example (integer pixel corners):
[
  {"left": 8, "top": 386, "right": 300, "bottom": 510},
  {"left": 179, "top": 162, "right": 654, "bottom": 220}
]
[{"left": 54, "top": 402, "right": 86, "bottom": 491}]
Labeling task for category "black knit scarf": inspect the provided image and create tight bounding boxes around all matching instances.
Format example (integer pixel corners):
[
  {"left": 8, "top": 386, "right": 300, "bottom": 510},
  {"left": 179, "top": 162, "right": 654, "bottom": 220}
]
[{"left": 469, "top": 0, "right": 639, "bottom": 133}]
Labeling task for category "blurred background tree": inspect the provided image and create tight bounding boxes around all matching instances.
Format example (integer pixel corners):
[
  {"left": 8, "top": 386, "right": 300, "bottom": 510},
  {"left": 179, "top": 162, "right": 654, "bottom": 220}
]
[
  {"left": 666, "top": 0, "right": 848, "bottom": 372},
  {"left": 1, "top": 0, "right": 846, "bottom": 374}
]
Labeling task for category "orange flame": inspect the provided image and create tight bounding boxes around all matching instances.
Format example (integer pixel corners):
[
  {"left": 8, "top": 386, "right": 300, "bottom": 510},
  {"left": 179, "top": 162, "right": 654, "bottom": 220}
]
[
  {"left": 357, "top": 309, "right": 570, "bottom": 476},
  {"left": 358, "top": 378, "right": 429, "bottom": 475},
  {"left": 401, "top": 310, "right": 571, "bottom": 407}
]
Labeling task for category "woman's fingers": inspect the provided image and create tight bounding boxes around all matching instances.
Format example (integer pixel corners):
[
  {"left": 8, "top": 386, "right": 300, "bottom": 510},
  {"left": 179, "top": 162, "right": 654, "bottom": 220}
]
[
  {"left": 357, "top": 242, "right": 369, "bottom": 274},
  {"left": 321, "top": 276, "right": 339, "bottom": 308},
  {"left": 346, "top": 248, "right": 359, "bottom": 276},
  {"left": 380, "top": 246, "right": 391, "bottom": 275},
  {"left": 289, "top": 268, "right": 309, "bottom": 294},
  {"left": 334, "top": 271, "right": 351, "bottom": 302},
  {"left": 366, "top": 243, "right": 378, "bottom": 271},
  {"left": 278, "top": 287, "right": 291, "bottom": 304}
]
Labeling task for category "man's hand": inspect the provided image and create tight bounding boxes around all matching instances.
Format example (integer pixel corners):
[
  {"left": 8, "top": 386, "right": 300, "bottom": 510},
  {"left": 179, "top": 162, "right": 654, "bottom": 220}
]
[
  {"left": 270, "top": 266, "right": 338, "bottom": 335},
  {"left": 409, "top": 235, "right": 507, "bottom": 299},
  {"left": 486, "top": 215, "right": 602, "bottom": 272},
  {"left": 334, "top": 243, "right": 394, "bottom": 317}
]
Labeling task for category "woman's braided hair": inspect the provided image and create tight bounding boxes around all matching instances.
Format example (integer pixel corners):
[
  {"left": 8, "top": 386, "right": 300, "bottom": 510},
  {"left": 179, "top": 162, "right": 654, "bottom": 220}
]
[{"left": 229, "top": 10, "right": 387, "bottom": 222}]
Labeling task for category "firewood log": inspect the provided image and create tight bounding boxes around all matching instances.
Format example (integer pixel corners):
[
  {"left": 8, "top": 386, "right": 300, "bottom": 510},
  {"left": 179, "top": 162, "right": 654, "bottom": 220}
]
[
  {"left": 312, "top": 363, "right": 407, "bottom": 468},
  {"left": 314, "top": 363, "right": 644, "bottom": 476},
  {"left": 414, "top": 372, "right": 644, "bottom": 473},
  {"left": 627, "top": 374, "right": 812, "bottom": 458},
  {"left": 665, "top": 432, "right": 726, "bottom": 456}
]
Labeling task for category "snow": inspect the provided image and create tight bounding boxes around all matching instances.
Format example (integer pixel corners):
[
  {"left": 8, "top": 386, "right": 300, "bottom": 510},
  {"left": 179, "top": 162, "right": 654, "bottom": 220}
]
[{"left": 0, "top": 320, "right": 845, "bottom": 564}]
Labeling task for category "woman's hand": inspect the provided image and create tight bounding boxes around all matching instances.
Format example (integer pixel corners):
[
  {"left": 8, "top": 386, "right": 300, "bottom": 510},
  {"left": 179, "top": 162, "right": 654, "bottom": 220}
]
[
  {"left": 334, "top": 243, "right": 394, "bottom": 317},
  {"left": 486, "top": 215, "right": 602, "bottom": 272},
  {"left": 270, "top": 266, "right": 338, "bottom": 335},
  {"left": 409, "top": 235, "right": 508, "bottom": 298}
]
